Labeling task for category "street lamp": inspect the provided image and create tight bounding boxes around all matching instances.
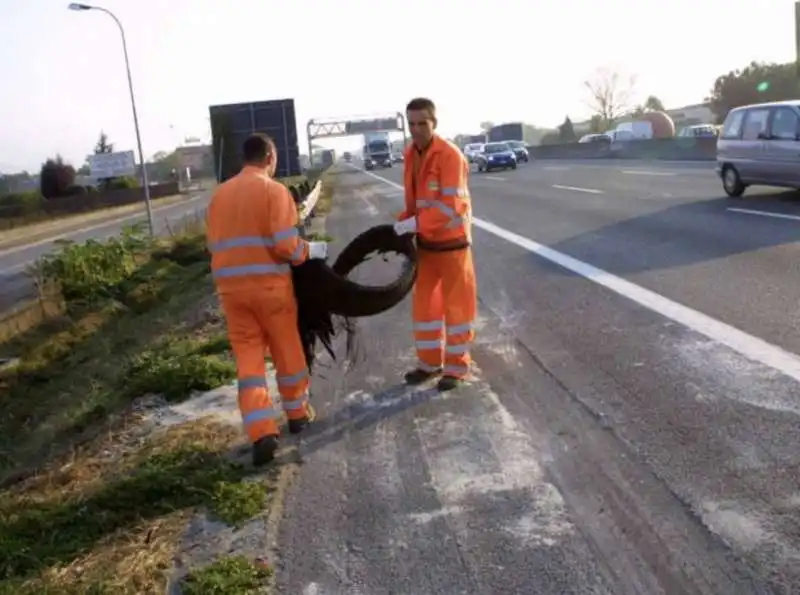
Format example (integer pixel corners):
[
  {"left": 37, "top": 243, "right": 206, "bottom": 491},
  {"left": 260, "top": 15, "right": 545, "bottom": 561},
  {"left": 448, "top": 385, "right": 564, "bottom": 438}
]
[{"left": 68, "top": 3, "right": 154, "bottom": 235}]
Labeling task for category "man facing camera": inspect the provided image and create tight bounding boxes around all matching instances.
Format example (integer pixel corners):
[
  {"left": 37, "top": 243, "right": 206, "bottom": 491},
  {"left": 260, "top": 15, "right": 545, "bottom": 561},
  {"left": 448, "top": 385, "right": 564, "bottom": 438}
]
[{"left": 393, "top": 97, "right": 477, "bottom": 392}]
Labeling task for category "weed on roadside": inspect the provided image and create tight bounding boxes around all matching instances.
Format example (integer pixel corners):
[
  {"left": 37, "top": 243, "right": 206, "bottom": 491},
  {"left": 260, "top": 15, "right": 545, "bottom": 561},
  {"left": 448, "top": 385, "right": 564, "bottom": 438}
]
[
  {"left": 0, "top": 223, "right": 222, "bottom": 484},
  {"left": 182, "top": 555, "right": 273, "bottom": 595},
  {"left": 0, "top": 418, "right": 275, "bottom": 593},
  {"left": 124, "top": 337, "right": 236, "bottom": 402}
]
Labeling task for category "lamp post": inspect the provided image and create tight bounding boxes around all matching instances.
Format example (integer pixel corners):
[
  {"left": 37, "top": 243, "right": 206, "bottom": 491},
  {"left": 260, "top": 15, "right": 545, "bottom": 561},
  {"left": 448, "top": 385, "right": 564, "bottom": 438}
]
[{"left": 68, "top": 3, "right": 154, "bottom": 235}]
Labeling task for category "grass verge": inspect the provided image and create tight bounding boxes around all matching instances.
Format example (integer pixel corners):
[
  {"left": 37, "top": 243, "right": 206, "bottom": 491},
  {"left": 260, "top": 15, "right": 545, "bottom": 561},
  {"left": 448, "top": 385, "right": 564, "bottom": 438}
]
[
  {"left": 0, "top": 193, "right": 191, "bottom": 251},
  {"left": 0, "top": 218, "right": 281, "bottom": 593},
  {"left": 315, "top": 171, "right": 335, "bottom": 215}
]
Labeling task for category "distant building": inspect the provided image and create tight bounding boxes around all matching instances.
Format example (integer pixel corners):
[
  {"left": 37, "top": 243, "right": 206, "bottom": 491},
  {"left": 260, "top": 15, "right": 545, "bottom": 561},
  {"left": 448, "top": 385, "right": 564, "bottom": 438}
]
[
  {"left": 571, "top": 102, "right": 715, "bottom": 135},
  {"left": 176, "top": 144, "right": 213, "bottom": 174}
]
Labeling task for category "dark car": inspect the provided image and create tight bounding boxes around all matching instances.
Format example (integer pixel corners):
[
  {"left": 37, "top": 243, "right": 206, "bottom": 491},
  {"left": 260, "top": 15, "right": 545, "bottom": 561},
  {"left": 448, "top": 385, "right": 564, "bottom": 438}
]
[
  {"left": 476, "top": 142, "right": 517, "bottom": 172},
  {"left": 505, "top": 140, "right": 530, "bottom": 163}
]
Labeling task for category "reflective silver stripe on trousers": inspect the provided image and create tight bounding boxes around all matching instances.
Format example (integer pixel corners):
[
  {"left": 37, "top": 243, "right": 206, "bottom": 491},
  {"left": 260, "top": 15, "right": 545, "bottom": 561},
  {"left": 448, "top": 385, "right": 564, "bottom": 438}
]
[
  {"left": 283, "top": 393, "right": 309, "bottom": 411},
  {"left": 277, "top": 369, "right": 308, "bottom": 387},
  {"left": 242, "top": 408, "right": 281, "bottom": 425},
  {"left": 413, "top": 320, "right": 444, "bottom": 332},
  {"left": 416, "top": 340, "right": 442, "bottom": 350}
]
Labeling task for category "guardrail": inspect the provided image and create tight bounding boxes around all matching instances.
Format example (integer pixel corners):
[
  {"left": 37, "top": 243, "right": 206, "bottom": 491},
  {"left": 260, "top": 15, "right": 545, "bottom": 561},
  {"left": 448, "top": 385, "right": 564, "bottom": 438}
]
[
  {"left": 527, "top": 137, "right": 717, "bottom": 161},
  {"left": 299, "top": 181, "right": 322, "bottom": 222}
]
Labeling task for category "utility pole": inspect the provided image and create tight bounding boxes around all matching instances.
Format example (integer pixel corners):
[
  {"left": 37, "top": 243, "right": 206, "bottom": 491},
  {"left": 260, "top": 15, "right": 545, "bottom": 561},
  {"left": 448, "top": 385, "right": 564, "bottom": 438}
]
[{"left": 796, "top": 2, "right": 800, "bottom": 80}]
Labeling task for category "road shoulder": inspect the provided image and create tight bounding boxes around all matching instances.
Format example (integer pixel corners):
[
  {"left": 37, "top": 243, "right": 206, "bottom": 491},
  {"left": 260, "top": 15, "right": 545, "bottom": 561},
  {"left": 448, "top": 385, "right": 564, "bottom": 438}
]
[{"left": 274, "top": 169, "right": 768, "bottom": 594}]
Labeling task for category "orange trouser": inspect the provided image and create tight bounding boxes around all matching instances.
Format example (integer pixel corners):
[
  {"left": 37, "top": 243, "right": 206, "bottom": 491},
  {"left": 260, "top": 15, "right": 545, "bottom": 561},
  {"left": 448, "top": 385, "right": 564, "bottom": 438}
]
[
  {"left": 411, "top": 248, "right": 477, "bottom": 378},
  {"left": 220, "top": 283, "right": 311, "bottom": 443}
]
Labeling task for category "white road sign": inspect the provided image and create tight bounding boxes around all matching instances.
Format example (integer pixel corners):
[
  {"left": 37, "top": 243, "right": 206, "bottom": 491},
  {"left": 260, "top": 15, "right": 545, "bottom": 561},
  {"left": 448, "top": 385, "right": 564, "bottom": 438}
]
[{"left": 88, "top": 150, "right": 136, "bottom": 178}]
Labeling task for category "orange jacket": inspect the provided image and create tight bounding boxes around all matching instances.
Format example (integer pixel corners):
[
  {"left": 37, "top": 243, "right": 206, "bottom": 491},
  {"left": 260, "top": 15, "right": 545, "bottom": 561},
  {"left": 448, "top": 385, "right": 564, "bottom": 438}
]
[
  {"left": 206, "top": 165, "right": 309, "bottom": 294},
  {"left": 399, "top": 135, "right": 471, "bottom": 249}
]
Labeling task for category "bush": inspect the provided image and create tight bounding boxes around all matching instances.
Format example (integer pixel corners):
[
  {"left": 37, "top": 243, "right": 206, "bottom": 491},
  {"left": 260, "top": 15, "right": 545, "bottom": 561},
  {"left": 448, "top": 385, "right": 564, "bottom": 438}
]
[
  {"left": 0, "top": 191, "right": 43, "bottom": 218},
  {"left": 35, "top": 222, "right": 151, "bottom": 303},
  {"left": 109, "top": 176, "right": 139, "bottom": 190},
  {"left": 64, "top": 184, "right": 88, "bottom": 196}
]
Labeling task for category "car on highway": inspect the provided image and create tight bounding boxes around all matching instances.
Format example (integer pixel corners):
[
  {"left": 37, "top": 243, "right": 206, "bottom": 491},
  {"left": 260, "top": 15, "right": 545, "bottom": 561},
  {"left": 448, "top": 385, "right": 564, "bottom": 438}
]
[
  {"left": 343, "top": 151, "right": 352, "bottom": 162},
  {"left": 716, "top": 100, "right": 800, "bottom": 198},
  {"left": 463, "top": 143, "right": 484, "bottom": 163},
  {"left": 475, "top": 142, "right": 517, "bottom": 172},
  {"left": 505, "top": 140, "right": 530, "bottom": 163},
  {"left": 578, "top": 133, "right": 612, "bottom": 144}
]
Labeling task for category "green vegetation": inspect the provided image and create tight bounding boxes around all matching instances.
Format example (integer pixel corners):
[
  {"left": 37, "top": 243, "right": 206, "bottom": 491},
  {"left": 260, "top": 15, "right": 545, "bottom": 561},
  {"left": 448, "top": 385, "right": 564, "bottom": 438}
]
[
  {"left": 182, "top": 555, "right": 273, "bottom": 595},
  {"left": 0, "top": 218, "right": 280, "bottom": 593}
]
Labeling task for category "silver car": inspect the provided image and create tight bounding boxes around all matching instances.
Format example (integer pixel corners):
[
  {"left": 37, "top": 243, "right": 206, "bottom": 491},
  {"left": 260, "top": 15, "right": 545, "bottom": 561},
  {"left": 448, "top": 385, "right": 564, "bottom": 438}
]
[
  {"left": 716, "top": 100, "right": 800, "bottom": 198},
  {"left": 463, "top": 143, "right": 484, "bottom": 163}
]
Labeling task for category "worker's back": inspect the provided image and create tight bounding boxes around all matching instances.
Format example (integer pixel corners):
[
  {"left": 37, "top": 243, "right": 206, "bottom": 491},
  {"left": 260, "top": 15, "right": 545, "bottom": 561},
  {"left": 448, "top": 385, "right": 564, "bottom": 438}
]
[{"left": 206, "top": 166, "right": 303, "bottom": 294}]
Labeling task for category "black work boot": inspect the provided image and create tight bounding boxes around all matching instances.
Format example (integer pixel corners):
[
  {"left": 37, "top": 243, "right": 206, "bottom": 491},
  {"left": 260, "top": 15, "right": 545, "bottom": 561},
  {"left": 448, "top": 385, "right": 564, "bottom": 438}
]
[
  {"left": 288, "top": 404, "right": 316, "bottom": 435},
  {"left": 437, "top": 375, "right": 465, "bottom": 392},
  {"left": 252, "top": 435, "right": 279, "bottom": 467},
  {"left": 404, "top": 367, "right": 442, "bottom": 385}
]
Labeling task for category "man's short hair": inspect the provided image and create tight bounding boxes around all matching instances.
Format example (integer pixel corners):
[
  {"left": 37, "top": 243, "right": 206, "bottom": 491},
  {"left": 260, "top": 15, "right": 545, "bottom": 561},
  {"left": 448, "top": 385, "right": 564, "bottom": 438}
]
[
  {"left": 242, "top": 133, "right": 274, "bottom": 162},
  {"left": 406, "top": 97, "right": 436, "bottom": 118}
]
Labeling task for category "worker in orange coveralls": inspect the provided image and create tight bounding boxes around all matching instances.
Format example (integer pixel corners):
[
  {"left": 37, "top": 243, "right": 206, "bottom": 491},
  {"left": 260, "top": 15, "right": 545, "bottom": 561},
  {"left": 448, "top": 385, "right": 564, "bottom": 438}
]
[
  {"left": 206, "top": 133, "right": 329, "bottom": 466},
  {"left": 393, "top": 97, "right": 478, "bottom": 392}
]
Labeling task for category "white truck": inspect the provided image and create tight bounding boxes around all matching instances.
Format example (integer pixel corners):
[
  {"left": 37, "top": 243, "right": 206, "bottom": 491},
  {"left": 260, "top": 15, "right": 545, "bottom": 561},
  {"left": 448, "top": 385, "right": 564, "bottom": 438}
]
[{"left": 363, "top": 132, "right": 393, "bottom": 170}]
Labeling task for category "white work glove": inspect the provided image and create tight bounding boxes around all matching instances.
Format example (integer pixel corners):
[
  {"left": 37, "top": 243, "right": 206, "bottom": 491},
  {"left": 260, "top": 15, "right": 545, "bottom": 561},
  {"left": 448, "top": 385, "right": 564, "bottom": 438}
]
[
  {"left": 393, "top": 217, "right": 417, "bottom": 236},
  {"left": 308, "top": 241, "right": 328, "bottom": 260}
]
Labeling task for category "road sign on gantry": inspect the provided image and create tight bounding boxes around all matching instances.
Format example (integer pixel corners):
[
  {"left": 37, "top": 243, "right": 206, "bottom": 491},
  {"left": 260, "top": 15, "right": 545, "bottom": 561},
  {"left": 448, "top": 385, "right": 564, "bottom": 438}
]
[
  {"left": 345, "top": 117, "right": 402, "bottom": 135},
  {"left": 306, "top": 113, "right": 407, "bottom": 158}
]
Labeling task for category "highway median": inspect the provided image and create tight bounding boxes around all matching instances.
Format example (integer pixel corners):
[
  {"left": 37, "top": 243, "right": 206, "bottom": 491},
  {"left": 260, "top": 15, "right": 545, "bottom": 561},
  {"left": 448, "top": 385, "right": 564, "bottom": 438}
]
[{"left": 0, "top": 176, "right": 328, "bottom": 594}]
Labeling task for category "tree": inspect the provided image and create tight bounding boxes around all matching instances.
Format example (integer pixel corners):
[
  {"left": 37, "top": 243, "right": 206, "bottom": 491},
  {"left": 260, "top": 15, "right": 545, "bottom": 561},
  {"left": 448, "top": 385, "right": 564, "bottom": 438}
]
[
  {"left": 584, "top": 67, "right": 636, "bottom": 128},
  {"left": 643, "top": 95, "right": 665, "bottom": 112},
  {"left": 588, "top": 115, "right": 605, "bottom": 133},
  {"left": 95, "top": 131, "right": 114, "bottom": 154},
  {"left": 521, "top": 123, "right": 545, "bottom": 144},
  {"left": 631, "top": 95, "right": 666, "bottom": 117},
  {"left": 479, "top": 121, "right": 494, "bottom": 134},
  {"left": 40, "top": 155, "right": 76, "bottom": 199},
  {"left": 558, "top": 116, "right": 576, "bottom": 142},
  {"left": 539, "top": 131, "right": 561, "bottom": 145},
  {"left": 706, "top": 61, "right": 797, "bottom": 123}
]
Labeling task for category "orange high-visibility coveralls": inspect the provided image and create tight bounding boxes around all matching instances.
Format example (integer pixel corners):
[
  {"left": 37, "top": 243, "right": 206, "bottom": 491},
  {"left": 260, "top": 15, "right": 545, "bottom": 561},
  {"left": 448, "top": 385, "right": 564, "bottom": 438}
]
[
  {"left": 397, "top": 136, "right": 477, "bottom": 378},
  {"left": 206, "top": 165, "right": 312, "bottom": 443}
]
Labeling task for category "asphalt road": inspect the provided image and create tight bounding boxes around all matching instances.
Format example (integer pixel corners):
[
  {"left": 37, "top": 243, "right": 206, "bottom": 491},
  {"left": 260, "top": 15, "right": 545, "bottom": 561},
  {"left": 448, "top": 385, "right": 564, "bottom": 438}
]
[
  {"left": 0, "top": 191, "right": 212, "bottom": 312},
  {"left": 276, "top": 162, "right": 800, "bottom": 594}
]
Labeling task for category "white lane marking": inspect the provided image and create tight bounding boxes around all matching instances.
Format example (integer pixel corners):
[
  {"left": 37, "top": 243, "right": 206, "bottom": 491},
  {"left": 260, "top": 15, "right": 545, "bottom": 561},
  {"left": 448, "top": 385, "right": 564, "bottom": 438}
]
[
  {"left": 621, "top": 170, "right": 677, "bottom": 177},
  {"left": 359, "top": 167, "right": 800, "bottom": 386},
  {"left": 0, "top": 194, "right": 207, "bottom": 259},
  {"left": 727, "top": 208, "right": 800, "bottom": 223},
  {"left": 484, "top": 176, "right": 506, "bottom": 181},
  {"left": 552, "top": 184, "right": 604, "bottom": 194}
]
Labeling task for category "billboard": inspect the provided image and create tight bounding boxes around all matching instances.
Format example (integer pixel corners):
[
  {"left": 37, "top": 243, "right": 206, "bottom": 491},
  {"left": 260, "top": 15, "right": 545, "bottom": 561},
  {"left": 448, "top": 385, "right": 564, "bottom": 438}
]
[
  {"left": 209, "top": 98, "right": 301, "bottom": 182},
  {"left": 87, "top": 150, "right": 136, "bottom": 179}
]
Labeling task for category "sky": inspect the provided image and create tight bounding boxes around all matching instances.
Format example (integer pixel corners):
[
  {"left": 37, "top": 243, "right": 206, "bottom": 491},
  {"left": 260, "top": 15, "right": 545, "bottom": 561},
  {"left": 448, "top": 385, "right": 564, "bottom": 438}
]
[{"left": 0, "top": 0, "right": 796, "bottom": 173}]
